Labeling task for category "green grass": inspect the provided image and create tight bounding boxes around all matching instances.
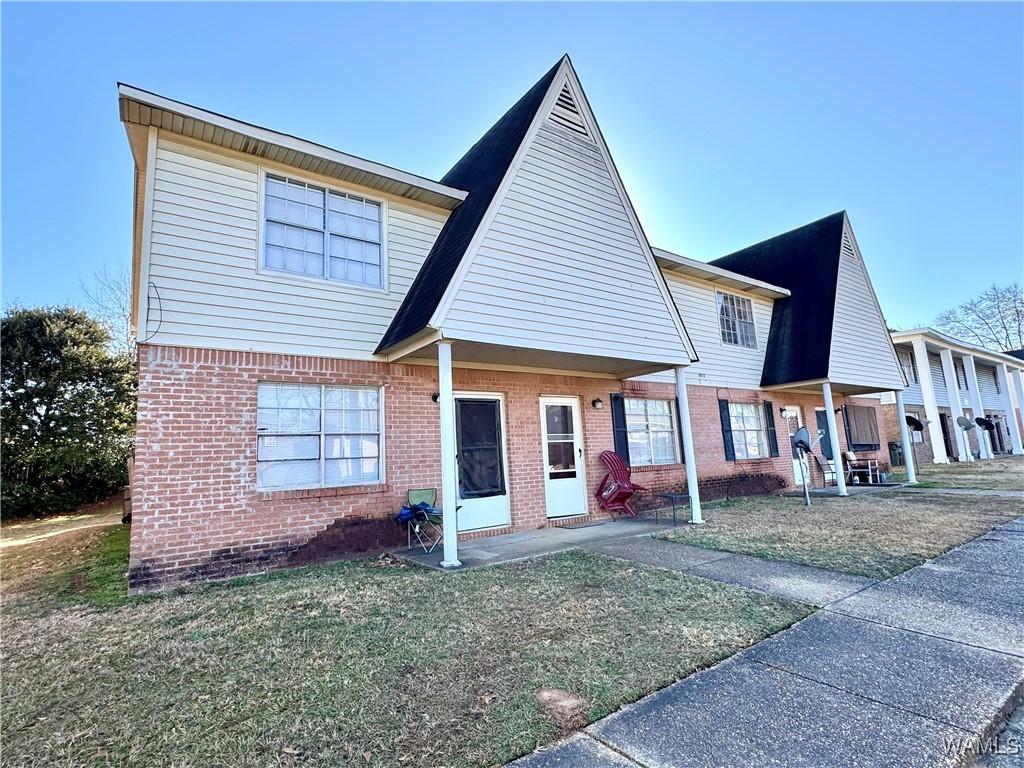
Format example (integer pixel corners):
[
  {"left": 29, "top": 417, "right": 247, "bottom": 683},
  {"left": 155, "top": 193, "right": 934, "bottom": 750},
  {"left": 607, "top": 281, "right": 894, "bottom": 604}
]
[
  {"left": 659, "top": 491, "right": 1022, "bottom": 579},
  {"left": 1, "top": 537, "right": 809, "bottom": 767}
]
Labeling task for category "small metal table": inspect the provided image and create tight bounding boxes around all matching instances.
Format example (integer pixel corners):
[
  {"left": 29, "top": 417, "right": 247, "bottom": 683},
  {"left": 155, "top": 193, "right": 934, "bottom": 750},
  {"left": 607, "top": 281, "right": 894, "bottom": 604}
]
[{"left": 656, "top": 492, "right": 691, "bottom": 527}]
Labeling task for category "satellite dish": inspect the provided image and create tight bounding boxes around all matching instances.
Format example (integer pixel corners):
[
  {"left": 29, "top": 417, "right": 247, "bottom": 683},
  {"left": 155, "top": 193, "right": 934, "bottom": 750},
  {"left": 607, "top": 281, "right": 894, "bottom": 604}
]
[
  {"left": 957, "top": 416, "right": 975, "bottom": 431},
  {"left": 792, "top": 426, "right": 812, "bottom": 453},
  {"left": 975, "top": 416, "right": 995, "bottom": 431},
  {"left": 905, "top": 415, "right": 924, "bottom": 432}
]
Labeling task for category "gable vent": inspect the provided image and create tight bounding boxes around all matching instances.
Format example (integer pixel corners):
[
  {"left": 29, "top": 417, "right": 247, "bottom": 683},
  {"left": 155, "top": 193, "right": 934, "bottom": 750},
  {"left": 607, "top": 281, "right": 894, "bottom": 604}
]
[{"left": 549, "top": 85, "right": 591, "bottom": 139}]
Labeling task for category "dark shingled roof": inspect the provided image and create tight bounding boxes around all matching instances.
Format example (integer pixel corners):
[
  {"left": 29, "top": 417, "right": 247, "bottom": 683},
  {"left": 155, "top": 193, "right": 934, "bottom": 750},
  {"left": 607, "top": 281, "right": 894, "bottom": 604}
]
[
  {"left": 710, "top": 211, "right": 848, "bottom": 387},
  {"left": 1006, "top": 349, "right": 1024, "bottom": 361},
  {"left": 376, "top": 59, "right": 563, "bottom": 353}
]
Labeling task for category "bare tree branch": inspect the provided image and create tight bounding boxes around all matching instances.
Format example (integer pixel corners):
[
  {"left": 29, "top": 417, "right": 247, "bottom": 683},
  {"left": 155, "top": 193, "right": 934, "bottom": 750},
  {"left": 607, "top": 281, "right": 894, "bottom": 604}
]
[
  {"left": 80, "top": 265, "right": 135, "bottom": 355},
  {"left": 934, "top": 284, "right": 1024, "bottom": 352}
]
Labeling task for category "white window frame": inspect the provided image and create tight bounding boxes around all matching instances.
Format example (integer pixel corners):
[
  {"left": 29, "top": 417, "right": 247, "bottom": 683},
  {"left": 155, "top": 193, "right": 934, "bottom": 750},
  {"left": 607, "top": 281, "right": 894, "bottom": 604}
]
[
  {"left": 906, "top": 410, "right": 924, "bottom": 443},
  {"left": 728, "top": 401, "right": 768, "bottom": 459},
  {"left": 624, "top": 398, "right": 681, "bottom": 466},
  {"left": 898, "top": 349, "right": 917, "bottom": 384},
  {"left": 256, "top": 168, "right": 389, "bottom": 293},
  {"left": 256, "top": 382, "right": 385, "bottom": 491},
  {"left": 716, "top": 291, "right": 757, "bottom": 349}
]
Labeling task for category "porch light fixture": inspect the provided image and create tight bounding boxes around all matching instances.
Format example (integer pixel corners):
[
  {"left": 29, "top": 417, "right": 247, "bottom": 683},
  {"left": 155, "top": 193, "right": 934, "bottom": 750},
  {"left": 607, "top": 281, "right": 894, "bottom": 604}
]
[
  {"left": 591, "top": 398, "right": 604, "bottom": 409},
  {"left": 431, "top": 392, "right": 440, "bottom": 403}
]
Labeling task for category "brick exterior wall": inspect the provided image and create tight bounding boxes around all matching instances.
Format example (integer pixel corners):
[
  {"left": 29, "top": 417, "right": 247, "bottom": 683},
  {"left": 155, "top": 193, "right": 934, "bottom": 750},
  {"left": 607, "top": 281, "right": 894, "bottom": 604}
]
[{"left": 131, "top": 344, "right": 888, "bottom": 591}]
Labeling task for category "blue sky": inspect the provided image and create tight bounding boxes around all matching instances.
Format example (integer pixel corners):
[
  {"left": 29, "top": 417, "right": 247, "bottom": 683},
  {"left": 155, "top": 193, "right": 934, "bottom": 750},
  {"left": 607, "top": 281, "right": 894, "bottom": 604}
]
[{"left": 2, "top": 2, "right": 1021, "bottom": 329}]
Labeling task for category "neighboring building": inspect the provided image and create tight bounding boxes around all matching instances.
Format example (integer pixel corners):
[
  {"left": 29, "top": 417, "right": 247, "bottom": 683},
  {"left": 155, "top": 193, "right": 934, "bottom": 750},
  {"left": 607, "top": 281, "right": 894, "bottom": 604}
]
[
  {"left": 119, "top": 56, "right": 908, "bottom": 591},
  {"left": 880, "top": 329, "right": 1024, "bottom": 464}
]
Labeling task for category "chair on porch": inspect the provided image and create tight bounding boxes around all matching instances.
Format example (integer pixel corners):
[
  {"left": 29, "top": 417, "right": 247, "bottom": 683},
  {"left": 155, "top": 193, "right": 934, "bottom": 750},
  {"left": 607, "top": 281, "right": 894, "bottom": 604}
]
[
  {"left": 404, "top": 488, "right": 444, "bottom": 553},
  {"left": 842, "top": 451, "right": 879, "bottom": 485},
  {"left": 810, "top": 452, "right": 837, "bottom": 488},
  {"left": 595, "top": 451, "right": 647, "bottom": 518}
]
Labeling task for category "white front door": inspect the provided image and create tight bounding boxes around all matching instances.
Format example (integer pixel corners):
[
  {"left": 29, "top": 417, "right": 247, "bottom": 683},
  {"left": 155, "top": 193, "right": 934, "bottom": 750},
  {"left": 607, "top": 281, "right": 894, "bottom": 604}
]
[
  {"left": 781, "top": 405, "right": 809, "bottom": 486},
  {"left": 455, "top": 393, "right": 511, "bottom": 531},
  {"left": 539, "top": 396, "right": 588, "bottom": 519}
]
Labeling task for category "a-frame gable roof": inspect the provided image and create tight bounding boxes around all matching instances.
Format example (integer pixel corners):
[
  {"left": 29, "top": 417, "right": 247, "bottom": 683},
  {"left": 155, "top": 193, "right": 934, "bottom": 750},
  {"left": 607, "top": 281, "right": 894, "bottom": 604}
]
[
  {"left": 375, "top": 60, "right": 562, "bottom": 353},
  {"left": 711, "top": 211, "right": 847, "bottom": 387}
]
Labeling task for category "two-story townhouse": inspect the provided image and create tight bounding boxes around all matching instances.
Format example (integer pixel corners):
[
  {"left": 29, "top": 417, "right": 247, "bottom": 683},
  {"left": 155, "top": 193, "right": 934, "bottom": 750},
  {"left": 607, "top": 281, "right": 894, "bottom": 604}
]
[
  {"left": 879, "top": 329, "right": 1024, "bottom": 464},
  {"left": 120, "top": 56, "right": 909, "bottom": 591}
]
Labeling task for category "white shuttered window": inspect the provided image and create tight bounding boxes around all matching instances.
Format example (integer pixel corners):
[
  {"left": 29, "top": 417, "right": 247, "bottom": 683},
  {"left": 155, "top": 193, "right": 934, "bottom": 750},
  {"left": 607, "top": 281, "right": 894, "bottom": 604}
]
[{"left": 257, "top": 383, "right": 382, "bottom": 489}]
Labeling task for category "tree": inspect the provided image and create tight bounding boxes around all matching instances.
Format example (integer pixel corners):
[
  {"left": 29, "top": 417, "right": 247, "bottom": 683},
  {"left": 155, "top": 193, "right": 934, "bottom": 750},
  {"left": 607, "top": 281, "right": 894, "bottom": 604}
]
[
  {"left": 80, "top": 264, "right": 135, "bottom": 355},
  {"left": 1, "top": 307, "right": 136, "bottom": 519},
  {"left": 935, "top": 283, "right": 1024, "bottom": 352}
]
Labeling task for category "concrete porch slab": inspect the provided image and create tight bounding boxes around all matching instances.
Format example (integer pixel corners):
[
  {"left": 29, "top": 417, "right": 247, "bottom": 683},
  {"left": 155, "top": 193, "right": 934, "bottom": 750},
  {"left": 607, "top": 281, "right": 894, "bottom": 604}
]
[
  {"left": 742, "top": 611, "right": 1024, "bottom": 735},
  {"left": 393, "top": 518, "right": 676, "bottom": 571}
]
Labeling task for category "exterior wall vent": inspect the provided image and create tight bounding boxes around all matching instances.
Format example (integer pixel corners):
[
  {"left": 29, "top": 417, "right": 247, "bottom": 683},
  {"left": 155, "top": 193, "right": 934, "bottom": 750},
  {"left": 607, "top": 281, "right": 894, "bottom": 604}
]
[{"left": 549, "top": 85, "right": 591, "bottom": 139}]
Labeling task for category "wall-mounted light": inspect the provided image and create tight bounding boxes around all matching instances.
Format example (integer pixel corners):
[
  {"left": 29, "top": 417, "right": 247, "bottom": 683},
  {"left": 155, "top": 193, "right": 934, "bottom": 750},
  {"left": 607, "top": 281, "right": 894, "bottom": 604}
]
[
  {"left": 431, "top": 392, "right": 440, "bottom": 403},
  {"left": 591, "top": 398, "right": 604, "bottom": 409}
]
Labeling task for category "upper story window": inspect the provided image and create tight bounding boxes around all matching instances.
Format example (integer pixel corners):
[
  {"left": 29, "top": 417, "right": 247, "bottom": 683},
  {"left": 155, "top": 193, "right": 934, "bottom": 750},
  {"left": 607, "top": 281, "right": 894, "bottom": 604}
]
[
  {"left": 256, "top": 382, "right": 382, "bottom": 490},
  {"left": 898, "top": 350, "right": 917, "bottom": 384},
  {"left": 263, "top": 174, "right": 383, "bottom": 288},
  {"left": 716, "top": 291, "right": 756, "bottom": 348},
  {"left": 624, "top": 398, "right": 680, "bottom": 466},
  {"left": 954, "top": 360, "right": 968, "bottom": 391}
]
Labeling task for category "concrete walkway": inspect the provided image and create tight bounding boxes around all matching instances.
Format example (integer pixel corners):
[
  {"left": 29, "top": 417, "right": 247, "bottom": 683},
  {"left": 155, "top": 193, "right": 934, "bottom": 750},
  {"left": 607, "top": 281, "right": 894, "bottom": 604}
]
[
  {"left": 581, "top": 536, "right": 875, "bottom": 606},
  {"left": 894, "top": 486, "right": 1024, "bottom": 499},
  {"left": 511, "top": 518, "right": 1024, "bottom": 768}
]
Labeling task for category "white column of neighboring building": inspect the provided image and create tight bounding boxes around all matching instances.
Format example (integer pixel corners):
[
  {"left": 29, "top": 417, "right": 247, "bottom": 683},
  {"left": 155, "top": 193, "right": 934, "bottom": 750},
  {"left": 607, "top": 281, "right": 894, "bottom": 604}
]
[
  {"left": 938, "top": 349, "right": 971, "bottom": 461},
  {"left": 963, "top": 354, "right": 994, "bottom": 459},
  {"left": 674, "top": 367, "right": 702, "bottom": 524},
  {"left": 911, "top": 339, "right": 949, "bottom": 463},
  {"left": 437, "top": 341, "right": 461, "bottom": 568},
  {"left": 1013, "top": 369, "right": 1024, "bottom": 444},
  {"left": 821, "top": 382, "right": 848, "bottom": 496},
  {"left": 894, "top": 390, "right": 918, "bottom": 483},
  {"left": 997, "top": 363, "right": 1024, "bottom": 454}
]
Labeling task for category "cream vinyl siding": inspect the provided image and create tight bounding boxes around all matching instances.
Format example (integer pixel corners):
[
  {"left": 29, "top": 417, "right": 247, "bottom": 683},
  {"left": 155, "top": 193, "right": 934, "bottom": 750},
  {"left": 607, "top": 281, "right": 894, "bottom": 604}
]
[
  {"left": 977, "top": 364, "right": 1009, "bottom": 410},
  {"left": 827, "top": 226, "right": 904, "bottom": 390},
  {"left": 928, "top": 353, "right": 952, "bottom": 407},
  {"left": 634, "top": 272, "right": 772, "bottom": 388},
  {"left": 143, "top": 136, "right": 446, "bottom": 358},
  {"left": 440, "top": 120, "right": 689, "bottom": 364}
]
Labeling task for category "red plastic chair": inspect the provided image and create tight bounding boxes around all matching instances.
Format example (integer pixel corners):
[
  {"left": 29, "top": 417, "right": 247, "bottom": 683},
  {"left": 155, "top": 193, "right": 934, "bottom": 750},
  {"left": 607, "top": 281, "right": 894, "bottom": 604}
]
[{"left": 594, "top": 451, "right": 647, "bottom": 518}]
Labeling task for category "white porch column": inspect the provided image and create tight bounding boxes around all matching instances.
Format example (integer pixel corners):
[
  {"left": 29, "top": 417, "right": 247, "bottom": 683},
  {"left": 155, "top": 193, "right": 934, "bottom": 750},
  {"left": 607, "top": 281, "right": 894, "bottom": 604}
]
[
  {"left": 911, "top": 339, "right": 949, "bottom": 463},
  {"left": 894, "top": 390, "right": 918, "bottom": 484},
  {"left": 437, "top": 341, "right": 461, "bottom": 568},
  {"left": 938, "top": 349, "right": 971, "bottom": 461},
  {"left": 674, "top": 367, "right": 702, "bottom": 524},
  {"left": 963, "top": 354, "right": 993, "bottom": 459},
  {"left": 1013, "top": 369, "right": 1024, "bottom": 444},
  {"left": 821, "top": 382, "right": 848, "bottom": 496},
  {"left": 997, "top": 364, "right": 1024, "bottom": 454}
]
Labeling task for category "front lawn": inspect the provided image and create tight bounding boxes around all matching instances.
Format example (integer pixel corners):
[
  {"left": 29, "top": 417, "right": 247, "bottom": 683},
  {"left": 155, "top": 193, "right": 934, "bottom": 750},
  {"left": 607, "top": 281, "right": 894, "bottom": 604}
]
[
  {"left": 658, "top": 491, "right": 1022, "bottom": 579},
  {"left": 891, "top": 453, "right": 1024, "bottom": 491},
  {"left": 1, "top": 526, "right": 808, "bottom": 767}
]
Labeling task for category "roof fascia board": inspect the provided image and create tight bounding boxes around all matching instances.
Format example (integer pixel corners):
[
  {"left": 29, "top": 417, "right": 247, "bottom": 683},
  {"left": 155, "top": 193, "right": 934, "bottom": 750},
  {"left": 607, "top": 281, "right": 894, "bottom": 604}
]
[
  {"left": 654, "top": 248, "right": 791, "bottom": 298},
  {"left": 382, "top": 328, "right": 443, "bottom": 362},
  {"left": 117, "top": 84, "right": 468, "bottom": 208}
]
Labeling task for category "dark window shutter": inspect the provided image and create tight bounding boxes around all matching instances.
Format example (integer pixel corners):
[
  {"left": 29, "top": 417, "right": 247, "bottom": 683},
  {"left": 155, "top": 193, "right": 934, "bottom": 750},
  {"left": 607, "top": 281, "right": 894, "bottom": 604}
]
[
  {"left": 674, "top": 398, "right": 686, "bottom": 464},
  {"left": 763, "top": 400, "right": 779, "bottom": 458},
  {"left": 719, "top": 399, "right": 735, "bottom": 461},
  {"left": 610, "top": 393, "right": 630, "bottom": 464}
]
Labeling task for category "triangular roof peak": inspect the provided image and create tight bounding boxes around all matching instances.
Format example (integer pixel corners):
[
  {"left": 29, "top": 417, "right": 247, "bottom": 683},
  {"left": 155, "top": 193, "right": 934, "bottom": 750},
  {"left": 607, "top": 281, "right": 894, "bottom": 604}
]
[{"left": 377, "top": 57, "right": 695, "bottom": 368}]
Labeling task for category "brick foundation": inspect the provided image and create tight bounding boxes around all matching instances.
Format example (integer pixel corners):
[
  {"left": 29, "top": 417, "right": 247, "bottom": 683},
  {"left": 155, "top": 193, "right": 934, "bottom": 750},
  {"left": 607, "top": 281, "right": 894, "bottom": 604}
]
[{"left": 131, "top": 344, "right": 888, "bottom": 590}]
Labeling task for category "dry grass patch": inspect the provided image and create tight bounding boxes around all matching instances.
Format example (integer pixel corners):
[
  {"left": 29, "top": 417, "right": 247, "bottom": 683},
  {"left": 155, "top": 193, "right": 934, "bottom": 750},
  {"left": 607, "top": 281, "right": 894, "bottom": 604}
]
[
  {"left": 659, "top": 491, "right": 1021, "bottom": 579},
  {"left": 891, "top": 454, "right": 1024, "bottom": 491},
  {"left": 1, "top": 532, "right": 807, "bottom": 768}
]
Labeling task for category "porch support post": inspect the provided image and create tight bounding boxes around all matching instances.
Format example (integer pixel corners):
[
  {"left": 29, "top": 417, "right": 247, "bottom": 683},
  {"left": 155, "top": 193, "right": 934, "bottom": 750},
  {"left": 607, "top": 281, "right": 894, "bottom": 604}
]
[
  {"left": 674, "top": 366, "right": 702, "bottom": 524},
  {"left": 938, "top": 349, "right": 971, "bottom": 461},
  {"left": 894, "top": 390, "right": 918, "bottom": 484},
  {"left": 911, "top": 339, "right": 949, "bottom": 463},
  {"left": 998, "top": 364, "right": 1024, "bottom": 454},
  {"left": 437, "top": 341, "right": 461, "bottom": 568},
  {"left": 963, "top": 354, "right": 993, "bottom": 459},
  {"left": 1013, "top": 369, "right": 1024, "bottom": 447},
  {"left": 821, "top": 382, "right": 848, "bottom": 496}
]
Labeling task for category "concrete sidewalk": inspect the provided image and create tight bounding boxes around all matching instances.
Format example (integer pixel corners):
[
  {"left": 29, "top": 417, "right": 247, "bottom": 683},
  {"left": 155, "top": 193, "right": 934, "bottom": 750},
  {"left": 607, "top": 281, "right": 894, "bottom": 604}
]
[{"left": 511, "top": 518, "right": 1024, "bottom": 768}]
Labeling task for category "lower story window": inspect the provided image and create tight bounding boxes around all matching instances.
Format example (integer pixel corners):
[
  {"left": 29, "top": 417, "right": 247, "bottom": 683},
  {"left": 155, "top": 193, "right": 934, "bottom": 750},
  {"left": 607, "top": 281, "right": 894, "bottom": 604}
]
[
  {"left": 729, "top": 402, "right": 768, "bottom": 459},
  {"left": 256, "top": 382, "right": 382, "bottom": 490},
  {"left": 624, "top": 398, "right": 680, "bottom": 466},
  {"left": 906, "top": 411, "right": 924, "bottom": 443}
]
